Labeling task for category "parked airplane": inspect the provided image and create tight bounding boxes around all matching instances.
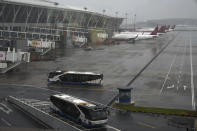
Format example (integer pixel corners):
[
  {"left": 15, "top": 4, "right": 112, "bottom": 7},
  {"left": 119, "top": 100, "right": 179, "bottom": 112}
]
[
  {"left": 135, "top": 26, "right": 159, "bottom": 40},
  {"left": 111, "top": 33, "right": 138, "bottom": 43},
  {"left": 112, "top": 26, "right": 159, "bottom": 41},
  {"left": 132, "top": 26, "right": 159, "bottom": 35},
  {"left": 111, "top": 24, "right": 174, "bottom": 43}
]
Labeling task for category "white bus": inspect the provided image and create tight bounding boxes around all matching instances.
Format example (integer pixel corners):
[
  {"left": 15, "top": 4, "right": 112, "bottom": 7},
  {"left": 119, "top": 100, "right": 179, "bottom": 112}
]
[
  {"left": 48, "top": 70, "right": 103, "bottom": 85},
  {"left": 50, "top": 94, "right": 108, "bottom": 127}
]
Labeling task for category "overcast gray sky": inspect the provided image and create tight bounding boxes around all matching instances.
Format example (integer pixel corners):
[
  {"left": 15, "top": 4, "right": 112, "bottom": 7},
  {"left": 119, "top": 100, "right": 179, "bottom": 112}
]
[{"left": 55, "top": 0, "right": 197, "bottom": 22}]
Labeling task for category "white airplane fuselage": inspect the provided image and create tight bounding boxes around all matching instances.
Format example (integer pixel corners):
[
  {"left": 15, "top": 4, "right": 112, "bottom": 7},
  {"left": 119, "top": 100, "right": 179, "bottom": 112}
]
[
  {"left": 157, "top": 32, "right": 165, "bottom": 35},
  {"left": 112, "top": 25, "right": 159, "bottom": 42},
  {"left": 135, "top": 34, "right": 156, "bottom": 40},
  {"left": 112, "top": 33, "right": 137, "bottom": 41},
  {"left": 119, "top": 31, "right": 158, "bottom": 40}
]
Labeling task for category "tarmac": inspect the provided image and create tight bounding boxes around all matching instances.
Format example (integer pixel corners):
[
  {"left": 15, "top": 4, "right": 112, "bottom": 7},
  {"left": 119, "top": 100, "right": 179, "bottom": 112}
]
[{"left": 0, "top": 27, "right": 196, "bottom": 130}]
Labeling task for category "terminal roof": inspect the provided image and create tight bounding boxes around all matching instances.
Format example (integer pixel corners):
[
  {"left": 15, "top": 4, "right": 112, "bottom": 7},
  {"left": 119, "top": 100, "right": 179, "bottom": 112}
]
[{"left": 2, "top": 0, "right": 118, "bottom": 18}]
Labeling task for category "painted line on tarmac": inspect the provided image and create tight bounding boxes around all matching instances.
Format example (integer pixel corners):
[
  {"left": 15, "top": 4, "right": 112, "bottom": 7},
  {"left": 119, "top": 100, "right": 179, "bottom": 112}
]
[
  {"left": 138, "top": 122, "right": 156, "bottom": 129},
  {"left": 106, "top": 125, "right": 121, "bottom": 131},
  {"left": 0, "top": 83, "right": 61, "bottom": 94},
  {"left": 48, "top": 86, "right": 117, "bottom": 92},
  {"left": 0, "top": 83, "right": 116, "bottom": 92},
  {"left": 86, "top": 125, "right": 120, "bottom": 131},
  {"left": 160, "top": 54, "right": 177, "bottom": 94},
  {"left": 176, "top": 35, "right": 187, "bottom": 92},
  {"left": 127, "top": 33, "right": 178, "bottom": 87},
  {"left": 1, "top": 118, "right": 11, "bottom": 126},
  {"left": 189, "top": 32, "right": 195, "bottom": 110},
  {"left": 0, "top": 83, "right": 115, "bottom": 110},
  {"left": 0, "top": 103, "right": 13, "bottom": 115},
  {"left": 177, "top": 79, "right": 180, "bottom": 91}
]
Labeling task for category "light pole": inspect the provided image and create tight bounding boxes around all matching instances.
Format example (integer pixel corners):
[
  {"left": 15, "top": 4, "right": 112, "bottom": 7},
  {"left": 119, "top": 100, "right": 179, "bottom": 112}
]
[
  {"left": 81, "top": 7, "right": 87, "bottom": 28},
  {"left": 125, "top": 13, "right": 128, "bottom": 30},
  {"left": 84, "top": 7, "right": 87, "bottom": 11},
  {"left": 134, "top": 14, "right": 136, "bottom": 31},
  {"left": 115, "top": 11, "right": 118, "bottom": 32},
  {"left": 102, "top": 9, "right": 106, "bottom": 15},
  {"left": 102, "top": 9, "right": 106, "bottom": 29}
]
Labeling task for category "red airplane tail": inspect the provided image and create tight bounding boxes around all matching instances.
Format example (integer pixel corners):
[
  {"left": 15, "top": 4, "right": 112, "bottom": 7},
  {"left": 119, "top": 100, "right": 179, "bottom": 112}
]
[
  {"left": 150, "top": 26, "right": 159, "bottom": 35},
  {"left": 158, "top": 26, "right": 166, "bottom": 33}
]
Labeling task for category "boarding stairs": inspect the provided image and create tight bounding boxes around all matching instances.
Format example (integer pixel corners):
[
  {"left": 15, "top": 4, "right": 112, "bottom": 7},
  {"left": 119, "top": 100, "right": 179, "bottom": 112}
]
[{"left": 0, "top": 62, "right": 21, "bottom": 73}]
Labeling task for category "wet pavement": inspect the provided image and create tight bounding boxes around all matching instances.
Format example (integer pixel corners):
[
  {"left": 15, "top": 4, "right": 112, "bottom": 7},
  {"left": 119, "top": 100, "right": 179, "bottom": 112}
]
[
  {"left": 0, "top": 84, "right": 188, "bottom": 131},
  {"left": 132, "top": 31, "right": 197, "bottom": 110},
  {"left": 0, "top": 31, "right": 173, "bottom": 102},
  {"left": 0, "top": 28, "right": 196, "bottom": 130}
]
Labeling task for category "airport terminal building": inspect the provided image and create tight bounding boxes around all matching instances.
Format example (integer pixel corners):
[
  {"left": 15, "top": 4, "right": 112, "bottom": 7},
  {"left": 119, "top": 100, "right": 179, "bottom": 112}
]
[{"left": 0, "top": 0, "right": 123, "bottom": 43}]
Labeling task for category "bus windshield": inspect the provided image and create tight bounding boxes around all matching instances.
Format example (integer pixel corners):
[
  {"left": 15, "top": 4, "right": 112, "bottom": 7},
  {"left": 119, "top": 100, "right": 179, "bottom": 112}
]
[
  {"left": 89, "top": 110, "right": 107, "bottom": 121},
  {"left": 48, "top": 71, "right": 63, "bottom": 78},
  {"left": 79, "top": 106, "right": 107, "bottom": 121}
]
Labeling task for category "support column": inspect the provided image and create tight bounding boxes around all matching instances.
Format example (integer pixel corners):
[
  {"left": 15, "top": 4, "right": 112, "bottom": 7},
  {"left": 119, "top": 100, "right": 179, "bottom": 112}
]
[
  {"left": 95, "top": 16, "right": 102, "bottom": 28},
  {"left": 68, "top": 11, "right": 73, "bottom": 27},
  {"left": 36, "top": 8, "right": 44, "bottom": 26},
  {"left": 79, "top": 12, "right": 85, "bottom": 28},
  {"left": 87, "top": 14, "right": 93, "bottom": 28},
  {"left": 25, "top": 6, "right": 32, "bottom": 32},
  {"left": 12, "top": 5, "right": 21, "bottom": 29},
  {"left": 46, "top": 9, "right": 53, "bottom": 24},
  {"left": 0, "top": 4, "right": 6, "bottom": 19}
]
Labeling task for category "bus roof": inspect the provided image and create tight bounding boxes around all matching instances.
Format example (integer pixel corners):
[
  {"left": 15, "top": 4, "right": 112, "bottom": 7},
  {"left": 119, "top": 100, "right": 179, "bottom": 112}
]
[
  {"left": 63, "top": 71, "right": 102, "bottom": 75},
  {"left": 53, "top": 94, "right": 96, "bottom": 108}
]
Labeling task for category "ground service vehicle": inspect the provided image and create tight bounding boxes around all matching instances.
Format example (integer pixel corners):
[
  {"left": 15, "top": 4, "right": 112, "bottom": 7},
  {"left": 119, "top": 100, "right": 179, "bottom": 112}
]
[
  {"left": 50, "top": 94, "right": 108, "bottom": 127},
  {"left": 48, "top": 70, "right": 103, "bottom": 85}
]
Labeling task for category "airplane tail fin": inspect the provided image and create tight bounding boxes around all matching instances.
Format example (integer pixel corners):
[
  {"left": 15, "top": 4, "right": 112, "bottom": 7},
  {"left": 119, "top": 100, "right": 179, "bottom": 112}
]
[
  {"left": 171, "top": 25, "right": 176, "bottom": 29},
  {"left": 167, "top": 25, "right": 170, "bottom": 30},
  {"left": 158, "top": 26, "right": 166, "bottom": 33},
  {"left": 150, "top": 26, "right": 159, "bottom": 35}
]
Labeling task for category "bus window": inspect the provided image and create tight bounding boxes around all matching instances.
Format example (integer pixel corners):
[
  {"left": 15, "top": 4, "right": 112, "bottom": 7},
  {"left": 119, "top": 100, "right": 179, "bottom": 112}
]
[
  {"left": 62, "top": 101, "right": 80, "bottom": 118},
  {"left": 48, "top": 71, "right": 63, "bottom": 78},
  {"left": 59, "top": 74, "right": 69, "bottom": 81},
  {"left": 50, "top": 96, "right": 79, "bottom": 118},
  {"left": 78, "top": 106, "right": 90, "bottom": 119}
]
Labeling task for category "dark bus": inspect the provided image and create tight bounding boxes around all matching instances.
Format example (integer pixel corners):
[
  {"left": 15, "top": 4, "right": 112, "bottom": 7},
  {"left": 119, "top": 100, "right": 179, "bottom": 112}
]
[
  {"left": 50, "top": 94, "right": 108, "bottom": 127},
  {"left": 48, "top": 70, "right": 103, "bottom": 85}
]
